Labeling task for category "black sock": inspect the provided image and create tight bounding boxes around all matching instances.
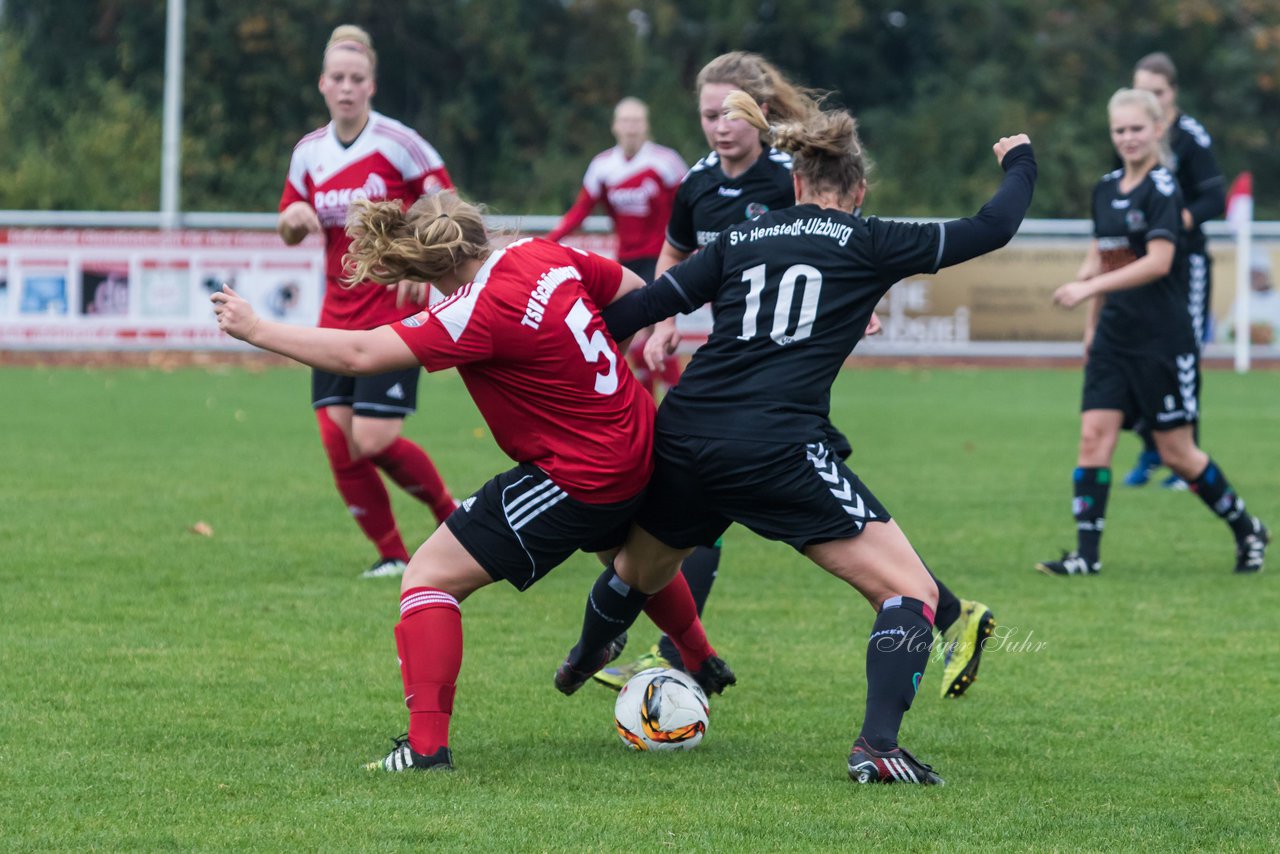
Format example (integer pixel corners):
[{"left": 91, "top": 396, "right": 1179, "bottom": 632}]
[
  {"left": 1188, "top": 459, "right": 1255, "bottom": 540},
  {"left": 658, "top": 543, "right": 720, "bottom": 668},
  {"left": 1073, "top": 467, "right": 1111, "bottom": 565},
  {"left": 857, "top": 597, "right": 934, "bottom": 752},
  {"left": 1137, "top": 423, "right": 1158, "bottom": 455},
  {"left": 570, "top": 563, "right": 649, "bottom": 668},
  {"left": 928, "top": 568, "right": 961, "bottom": 634}
]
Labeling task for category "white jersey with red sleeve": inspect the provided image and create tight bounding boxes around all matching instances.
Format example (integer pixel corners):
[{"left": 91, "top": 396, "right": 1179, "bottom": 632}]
[
  {"left": 392, "top": 238, "right": 655, "bottom": 503},
  {"left": 280, "top": 110, "right": 453, "bottom": 330},
  {"left": 548, "top": 142, "right": 687, "bottom": 263}
]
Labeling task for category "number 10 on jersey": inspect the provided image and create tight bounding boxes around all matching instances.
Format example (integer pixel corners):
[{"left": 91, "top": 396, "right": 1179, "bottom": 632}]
[{"left": 738, "top": 263, "right": 823, "bottom": 345}]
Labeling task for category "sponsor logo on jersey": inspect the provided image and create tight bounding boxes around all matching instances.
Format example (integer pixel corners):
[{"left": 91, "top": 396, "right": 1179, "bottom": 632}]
[
  {"left": 607, "top": 177, "right": 659, "bottom": 214},
  {"left": 520, "top": 265, "right": 583, "bottom": 330},
  {"left": 745, "top": 202, "right": 769, "bottom": 219},
  {"left": 1110, "top": 198, "right": 1131, "bottom": 209},
  {"left": 401, "top": 311, "right": 429, "bottom": 328},
  {"left": 717, "top": 186, "right": 743, "bottom": 197},
  {"left": 696, "top": 229, "right": 721, "bottom": 247},
  {"left": 313, "top": 174, "right": 390, "bottom": 227}
]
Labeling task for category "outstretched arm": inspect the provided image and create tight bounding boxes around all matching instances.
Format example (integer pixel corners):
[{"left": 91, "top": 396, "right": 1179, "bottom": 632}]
[
  {"left": 211, "top": 285, "right": 418, "bottom": 375},
  {"left": 937, "top": 137, "right": 1037, "bottom": 268},
  {"left": 601, "top": 236, "right": 719, "bottom": 344}
]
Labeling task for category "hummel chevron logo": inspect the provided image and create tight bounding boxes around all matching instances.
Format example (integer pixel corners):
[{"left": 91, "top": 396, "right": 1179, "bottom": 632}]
[{"left": 806, "top": 442, "right": 876, "bottom": 527}]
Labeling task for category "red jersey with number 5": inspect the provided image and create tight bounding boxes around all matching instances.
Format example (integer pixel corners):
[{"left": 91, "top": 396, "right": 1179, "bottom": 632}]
[
  {"left": 392, "top": 238, "right": 654, "bottom": 503},
  {"left": 280, "top": 110, "right": 453, "bottom": 330}
]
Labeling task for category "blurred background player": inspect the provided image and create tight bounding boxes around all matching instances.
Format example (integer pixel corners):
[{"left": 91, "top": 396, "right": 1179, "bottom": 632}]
[
  {"left": 598, "top": 52, "right": 995, "bottom": 701},
  {"left": 278, "top": 25, "right": 456, "bottom": 578},
  {"left": 1222, "top": 247, "right": 1280, "bottom": 345},
  {"left": 214, "top": 191, "right": 728, "bottom": 772},
  {"left": 1121, "top": 52, "right": 1226, "bottom": 490},
  {"left": 561, "top": 90, "right": 1036, "bottom": 782},
  {"left": 546, "top": 97, "right": 688, "bottom": 394},
  {"left": 1038, "top": 88, "right": 1268, "bottom": 577}
]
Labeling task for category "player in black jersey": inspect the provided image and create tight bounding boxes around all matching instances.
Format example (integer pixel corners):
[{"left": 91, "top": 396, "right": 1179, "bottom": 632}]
[
  {"left": 559, "top": 90, "right": 1036, "bottom": 784},
  {"left": 598, "top": 52, "right": 995, "bottom": 702},
  {"left": 592, "top": 51, "right": 817, "bottom": 690},
  {"left": 1122, "top": 52, "right": 1227, "bottom": 489},
  {"left": 1037, "top": 88, "right": 1267, "bottom": 578}
]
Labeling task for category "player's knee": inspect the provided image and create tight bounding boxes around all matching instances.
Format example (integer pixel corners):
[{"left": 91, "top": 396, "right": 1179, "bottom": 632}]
[
  {"left": 351, "top": 423, "right": 399, "bottom": 459},
  {"left": 1078, "top": 425, "right": 1115, "bottom": 463},
  {"left": 617, "top": 549, "right": 685, "bottom": 594},
  {"left": 896, "top": 571, "right": 938, "bottom": 613}
]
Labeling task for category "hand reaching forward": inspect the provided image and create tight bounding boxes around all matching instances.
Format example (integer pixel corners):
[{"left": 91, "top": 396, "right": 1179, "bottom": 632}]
[{"left": 210, "top": 284, "right": 261, "bottom": 342}]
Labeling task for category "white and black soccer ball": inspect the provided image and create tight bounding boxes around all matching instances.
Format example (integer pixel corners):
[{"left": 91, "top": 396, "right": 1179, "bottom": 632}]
[{"left": 614, "top": 667, "right": 709, "bottom": 751}]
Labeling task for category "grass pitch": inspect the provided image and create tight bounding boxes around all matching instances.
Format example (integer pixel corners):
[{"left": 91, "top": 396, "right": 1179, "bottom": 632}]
[{"left": 1, "top": 362, "right": 1277, "bottom": 852}]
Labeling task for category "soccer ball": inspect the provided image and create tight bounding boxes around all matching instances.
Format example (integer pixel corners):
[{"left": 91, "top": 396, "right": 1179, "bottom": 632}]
[{"left": 614, "top": 667, "right": 709, "bottom": 751}]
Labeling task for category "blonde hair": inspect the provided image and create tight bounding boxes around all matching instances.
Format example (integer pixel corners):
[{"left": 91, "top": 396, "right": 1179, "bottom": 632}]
[
  {"left": 723, "top": 91, "right": 868, "bottom": 202},
  {"left": 343, "top": 192, "right": 490, "bottom": 286},
  {"left": 324, "top": 24, "right": 377, "bottom": 75},
  {"left": 696, "top": 52, "right": 819, "bottom": 142},
  {"left": 1108, "top": 87, "right": 1172, "bottom": 168}
]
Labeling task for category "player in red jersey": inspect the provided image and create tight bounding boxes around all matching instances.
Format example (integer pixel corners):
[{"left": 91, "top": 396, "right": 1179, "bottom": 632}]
[
  {"left": 547, "top": 97, "right": 688, "bottom": 394},
  {"left": 278, "top": 24, "right": 456, "bottom": 579},
  {"left": 212, "top": 191, "right": 730, "bottom": 772}
]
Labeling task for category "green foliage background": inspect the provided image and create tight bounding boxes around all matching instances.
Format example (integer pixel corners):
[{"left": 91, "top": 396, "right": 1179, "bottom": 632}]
[{"left": 2, "top": 1, "right": 1279, "bottom": 218}]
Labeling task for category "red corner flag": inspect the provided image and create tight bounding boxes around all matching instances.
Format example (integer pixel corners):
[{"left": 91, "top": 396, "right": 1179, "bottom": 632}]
[{"left": 1226, "top": 172, "right": 1253, "bottom": 233}]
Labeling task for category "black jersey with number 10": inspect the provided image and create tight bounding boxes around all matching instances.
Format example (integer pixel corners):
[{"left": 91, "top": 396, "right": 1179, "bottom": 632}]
[{"left": 656, "top": 205, "right": 944, "bottom": 443}]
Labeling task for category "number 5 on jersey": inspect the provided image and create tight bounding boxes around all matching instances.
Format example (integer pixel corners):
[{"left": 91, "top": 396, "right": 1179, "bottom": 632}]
[{"left": 565, "top": 298, "right": 619, "bottom": 395}]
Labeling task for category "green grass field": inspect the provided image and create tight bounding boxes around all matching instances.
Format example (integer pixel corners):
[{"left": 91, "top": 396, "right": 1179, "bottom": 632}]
[{"left": 2, "top": 362, "right": 1277, "bottom": 852}]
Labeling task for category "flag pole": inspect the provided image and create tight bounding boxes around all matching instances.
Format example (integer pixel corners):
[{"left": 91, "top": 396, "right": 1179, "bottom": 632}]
[{"left": 1228, "top": 173, "right": 1254, "bottom": 373}]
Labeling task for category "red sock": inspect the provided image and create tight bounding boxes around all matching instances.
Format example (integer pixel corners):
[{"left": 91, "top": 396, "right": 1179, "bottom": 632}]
[
  {"left": 373, "top": 437, "right": 456, "bottom": 523},
  {"left": 643, "top": 571, "right": 715, "bottom": 671},
  {"left": 317, "top": 411, "right": 408, "bottom": 561},
  {"left": 396, "top": 587, "right": 463, "bottom": 755}
]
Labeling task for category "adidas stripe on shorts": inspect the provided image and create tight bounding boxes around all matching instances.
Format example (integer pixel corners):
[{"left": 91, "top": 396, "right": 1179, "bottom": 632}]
[{"left": 445, "top": 463, "right": 641, "bottom": 591}]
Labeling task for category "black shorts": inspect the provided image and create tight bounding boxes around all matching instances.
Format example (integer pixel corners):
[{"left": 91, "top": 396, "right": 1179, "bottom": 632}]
[
  {"left": 311, "top": 367, "right": 420, "bottom": 418},
  {"left": 445, "top": 463, "right": 642, "bottom": 591},
  {"left": 621, "top": 257, "right": 657, "bottom": 284},
  {"left": 1082, "top": 348, "right": 1199, "bottom": 431},
  {"left": 635, "top": 433, "right": 891, "bottom": 552}
]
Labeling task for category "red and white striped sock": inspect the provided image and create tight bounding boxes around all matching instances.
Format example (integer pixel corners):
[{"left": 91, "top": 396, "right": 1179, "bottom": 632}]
[{"left": 395, "top": 586, "right": 462, "bottom": 755}]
